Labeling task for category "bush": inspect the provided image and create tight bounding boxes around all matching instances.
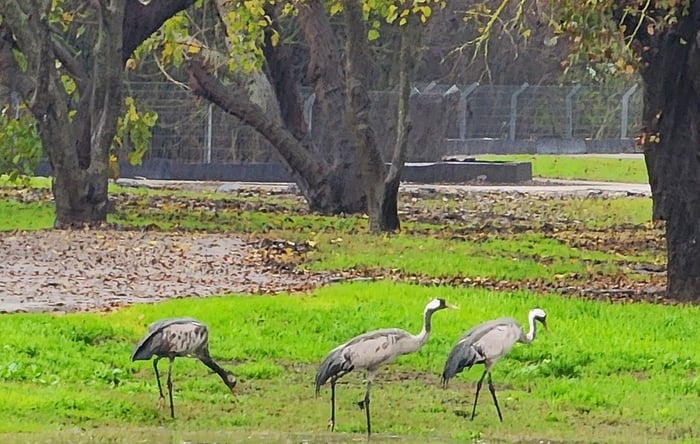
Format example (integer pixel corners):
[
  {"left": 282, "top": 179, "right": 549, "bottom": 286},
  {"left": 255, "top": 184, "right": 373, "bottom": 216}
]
[{"left": 0, "top": 108, "right": 44, "bottom": 182}]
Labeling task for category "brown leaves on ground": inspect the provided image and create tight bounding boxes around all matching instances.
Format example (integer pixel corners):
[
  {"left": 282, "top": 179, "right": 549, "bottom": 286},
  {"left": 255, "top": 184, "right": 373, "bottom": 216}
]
[{"left": 0, "top": 229, "right": 329, "bottom": 313}]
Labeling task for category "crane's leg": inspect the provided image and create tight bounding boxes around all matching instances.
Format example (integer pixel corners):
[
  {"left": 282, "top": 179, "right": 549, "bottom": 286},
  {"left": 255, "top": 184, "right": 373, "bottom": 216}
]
[
  {"left": 487, "top": 372, "right": 503, "bottom": 422},
  {"left": 329, "top": 377, "right": 337, "bottom": 431},
  {"left": 357, "top": 374, "right": 373, "bottom": 437},
  {"left": 166, "top": 357, "right": 175, "bottom": 419},
  {"left": 470, "top": 370, "right": 488, "bottom": 420},
  {"left": 152, "top": 357, "right": 166, "bottom": 410}
]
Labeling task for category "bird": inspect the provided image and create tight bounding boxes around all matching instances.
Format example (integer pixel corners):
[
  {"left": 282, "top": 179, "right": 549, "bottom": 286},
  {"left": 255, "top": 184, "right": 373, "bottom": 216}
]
[
  {"left": 131, "top": 317, "right": 237, "bottom": 418},
  {"left": 314, "top": 298, "right": 457, "bottom": 437},
  {"left": 441, "top": 308, "right": 547, "bottom": 422}
]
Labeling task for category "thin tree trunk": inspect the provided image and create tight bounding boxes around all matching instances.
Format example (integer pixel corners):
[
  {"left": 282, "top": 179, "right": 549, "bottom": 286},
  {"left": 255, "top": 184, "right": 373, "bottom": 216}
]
[{"left": 380, "top": 21, "right": 420, "bottom": 232}]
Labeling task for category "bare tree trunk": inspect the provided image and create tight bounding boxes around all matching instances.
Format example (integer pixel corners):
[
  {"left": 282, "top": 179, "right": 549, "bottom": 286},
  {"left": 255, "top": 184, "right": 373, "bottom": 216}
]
[
  {"left": 636, "top": 1, "right": 700, "bottom": 302},
  {"left": 343, "top": 0, "right": 420, "bottom": 232},
  {"left": 296, "top": 0, "right": 366, "bottom": 209},
  {"left": 262, "top": 5, "right": 307, "bottom": 140},
  {"left": 1, "top": 0, "right": 194, "bottom": 228},
  {"left": 343, "top": 0, "right": 388, "bottom": 233}
]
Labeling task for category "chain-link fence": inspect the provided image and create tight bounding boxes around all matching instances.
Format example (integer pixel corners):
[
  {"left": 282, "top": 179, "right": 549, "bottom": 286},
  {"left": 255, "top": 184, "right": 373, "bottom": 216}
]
[{"left": 128, "top": 81, "right": 642, "bottom": 164}]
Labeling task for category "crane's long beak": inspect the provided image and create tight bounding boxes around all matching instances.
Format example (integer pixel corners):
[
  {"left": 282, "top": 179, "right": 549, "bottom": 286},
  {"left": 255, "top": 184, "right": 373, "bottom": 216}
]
[
  {"left": 448, "top": 303, "right": 459, "bottom": 310},
  {"left": 542, "top": 319, "right": 549, "bottom": 331}
]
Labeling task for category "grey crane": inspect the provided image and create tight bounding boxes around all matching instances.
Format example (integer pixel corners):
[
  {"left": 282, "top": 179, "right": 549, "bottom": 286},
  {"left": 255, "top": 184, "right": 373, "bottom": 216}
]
[
  {"left": 441, "top": 308, "right": 547, "bottom": 422},
  {"left": 314, "top": 298, "right": 457, "bottom": 436},
  {"left": 131, "top": 317, "right": 237, "bottom": 418}
]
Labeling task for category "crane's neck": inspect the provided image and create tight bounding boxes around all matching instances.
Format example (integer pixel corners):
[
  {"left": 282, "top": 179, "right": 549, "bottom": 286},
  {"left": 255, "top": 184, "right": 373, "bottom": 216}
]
[
  {"left": 524, "top": 312, "right": 538, "bottom": 343},
  {"left": 200, "top": 355, "right": 234, "bottom": 389},
  {"left": 414, "top": 308, "right": 436, "bottom": 347}
]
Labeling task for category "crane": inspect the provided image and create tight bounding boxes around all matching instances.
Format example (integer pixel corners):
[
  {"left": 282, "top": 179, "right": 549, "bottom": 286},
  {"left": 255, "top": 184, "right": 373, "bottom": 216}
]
[
  {"left": 314, "top": 298, "right": 457, "bottom": 436},
  {"left": 441, "top": 308, "right": 547, "bottom": 422},
  {"left": 131, "top": 317, "right": 237, "bottom": 418}
]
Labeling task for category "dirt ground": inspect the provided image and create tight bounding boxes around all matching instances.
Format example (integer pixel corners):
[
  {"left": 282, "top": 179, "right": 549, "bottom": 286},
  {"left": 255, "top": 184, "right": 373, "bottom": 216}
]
[{"left": 0, "top": 229, "right": 329, "bottom": 313}]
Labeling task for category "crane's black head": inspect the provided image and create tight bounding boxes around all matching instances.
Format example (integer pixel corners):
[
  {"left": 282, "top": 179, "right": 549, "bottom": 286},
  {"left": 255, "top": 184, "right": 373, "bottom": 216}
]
[
  {"left": 426, "top": 298, "right": 458, "bottom": 312},
  {"left": 224, "top": 372, "right": 237, "bottom": 392},
  {"left": 530, "top": 308, "right": 548, "bottom": 330}
]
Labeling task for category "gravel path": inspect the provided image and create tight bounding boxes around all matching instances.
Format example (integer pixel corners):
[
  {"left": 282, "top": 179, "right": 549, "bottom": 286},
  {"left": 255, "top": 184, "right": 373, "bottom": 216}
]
[{"left": 0, "top": 230, "right": 327, "bottom": 313}]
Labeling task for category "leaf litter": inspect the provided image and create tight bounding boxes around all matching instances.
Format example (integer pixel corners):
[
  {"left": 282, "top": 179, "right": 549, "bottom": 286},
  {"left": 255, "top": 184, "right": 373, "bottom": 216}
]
[
  {"left": 0, "top": 229, "right": 330, "bottom": 314},
  {"left": 0, "top": 184, "right": 673, "bottom": 312}
]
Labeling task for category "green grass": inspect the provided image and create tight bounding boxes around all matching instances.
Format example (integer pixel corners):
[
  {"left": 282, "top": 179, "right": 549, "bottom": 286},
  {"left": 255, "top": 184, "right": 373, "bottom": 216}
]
[
  {"left": 0, "top": 282, "right": 698, "bottom": 443},
  {"left": 479, "top": 154, "right": 649, "bottom": 183},
  {"left": 0, "top": 175, "right": 51, "bottom": 189},
  {"left": 0, "top": 200, "right": 54, "bottom": 230},
  {"left": 308, "top": 232, "right": 623, "bottom": 280}
]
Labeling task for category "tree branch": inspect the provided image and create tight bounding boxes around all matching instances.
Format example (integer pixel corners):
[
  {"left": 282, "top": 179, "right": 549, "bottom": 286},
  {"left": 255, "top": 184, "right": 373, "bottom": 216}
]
[
  {"left": 51, "top": 35, "right": 88, "bottom": 93},
  {"left": 90, "top": 0, "right": 126, "bottom": 166},
  {"left": 386, "top": 22, "right": 419, "bottom": 186},
  {"left": 122, "top": 0, "right": 197, "bottom": 64},
  {"left": 0, "top": 22, "right": 34, "bottom": 97},
  {"left": 187, "top": 57, "right": 327, "bottom": 187}
]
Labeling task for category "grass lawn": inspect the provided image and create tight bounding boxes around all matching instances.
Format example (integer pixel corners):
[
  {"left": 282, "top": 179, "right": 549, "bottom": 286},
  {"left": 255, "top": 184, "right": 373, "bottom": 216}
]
[
  {"left": 1, "top": 282, "right": 698, "bottom": 443},
  {"left": 478, "top": 154, "right": 649, "bottom": 183}
]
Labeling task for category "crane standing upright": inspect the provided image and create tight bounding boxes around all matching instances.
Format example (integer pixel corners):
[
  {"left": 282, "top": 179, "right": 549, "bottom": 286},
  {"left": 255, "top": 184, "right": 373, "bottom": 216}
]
[
  {"left": 315, "top": 298, "right": 457, "bottom": 437},
  {"left": 441, "top": 308, "right": 547, "bottom": 422},
  {"left": 131, "top": 317, "right": 237, "bottom": 418}
]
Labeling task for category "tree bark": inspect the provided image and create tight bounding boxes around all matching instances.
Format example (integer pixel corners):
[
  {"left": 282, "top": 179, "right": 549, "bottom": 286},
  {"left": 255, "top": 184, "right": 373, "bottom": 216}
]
[
  {"left": 262, "top": 5, "right": 306, "bottom": 140},
  {"left": 636, "top": 1, "right": 700, "bottom": 301},
  {"left": 343, "top": 0, "right": 389, "bottom": 233},
  {"left": 295, "top": 0, "right": 366, "bottom": 210},
  {"left": 122, "top": 0, "right": 197, "bottom": 64}
]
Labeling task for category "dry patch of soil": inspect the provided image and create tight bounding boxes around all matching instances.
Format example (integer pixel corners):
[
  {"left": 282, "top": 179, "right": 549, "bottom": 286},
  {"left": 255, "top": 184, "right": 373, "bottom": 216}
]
[{"left": 0, "top": 229, "right": 328, "bottom": 313}]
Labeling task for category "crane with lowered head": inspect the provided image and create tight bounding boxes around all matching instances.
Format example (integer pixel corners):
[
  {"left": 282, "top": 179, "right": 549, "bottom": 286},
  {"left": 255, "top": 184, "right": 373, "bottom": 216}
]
[{"left": 131, "top": 317, "right": 237, "bottom": 418}]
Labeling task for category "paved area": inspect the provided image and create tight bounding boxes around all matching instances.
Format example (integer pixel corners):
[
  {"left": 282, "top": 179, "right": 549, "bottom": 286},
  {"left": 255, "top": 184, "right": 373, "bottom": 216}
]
[{"left": 116, "top": 177, "right": 651, "bottom": 197}]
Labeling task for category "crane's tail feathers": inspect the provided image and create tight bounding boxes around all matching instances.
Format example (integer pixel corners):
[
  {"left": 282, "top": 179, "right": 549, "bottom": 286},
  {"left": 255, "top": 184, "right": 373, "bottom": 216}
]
[
  {"left": 315, "top": 349, "right": 352, "bottom": 397},
  {"left": 130, "top": 341, "right": 153, "bottom": 361},
  {"left": 441, "top": 341, "right": 479, "bottom": 385}
]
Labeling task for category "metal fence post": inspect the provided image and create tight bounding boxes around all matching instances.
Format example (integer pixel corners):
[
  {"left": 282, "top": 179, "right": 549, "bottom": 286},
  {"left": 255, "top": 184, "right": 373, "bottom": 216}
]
[
  {"left": 205, "top": 103, "right": 213, "bottom": 164},
  {"left": 509, "top": 83, "right": 529, "bottom": 141},
  {"left": 459, "top": 82, "right": 479, "bottom": 140},
  {"left": 303, "top": 92, "right": 316, "bottom": 134},
  {"left": 422, "top": 81, "right": 437, "bottom": 93},
  {"left": 565, "top": 84, "right": 582, "bottom": 139},
  {"left": 620, "top": 83, "right": 638, "bottom": 139}
]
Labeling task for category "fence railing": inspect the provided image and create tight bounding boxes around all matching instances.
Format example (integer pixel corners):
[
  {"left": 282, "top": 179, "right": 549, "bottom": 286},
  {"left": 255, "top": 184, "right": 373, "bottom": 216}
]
[{"left": 127, "top": 81, "right": 642, "bottom": 164}]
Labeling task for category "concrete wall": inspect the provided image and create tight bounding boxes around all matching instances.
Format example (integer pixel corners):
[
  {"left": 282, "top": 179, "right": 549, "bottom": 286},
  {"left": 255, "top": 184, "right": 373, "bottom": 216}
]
[{"left": 36, "top": 158, "right": 532, "bottom": 184}]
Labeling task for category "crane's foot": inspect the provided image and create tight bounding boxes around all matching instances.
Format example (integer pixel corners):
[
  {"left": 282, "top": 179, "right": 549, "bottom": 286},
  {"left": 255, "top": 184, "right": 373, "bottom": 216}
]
[
  {"left": 327, "top": 418, "right": 335, "bottom": 431},
  {"left": 157, "top": 396, "right": 165, "bottom": 410},
  {"left": 357, "top": 400, "right": 366, "bottom": 410}
]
